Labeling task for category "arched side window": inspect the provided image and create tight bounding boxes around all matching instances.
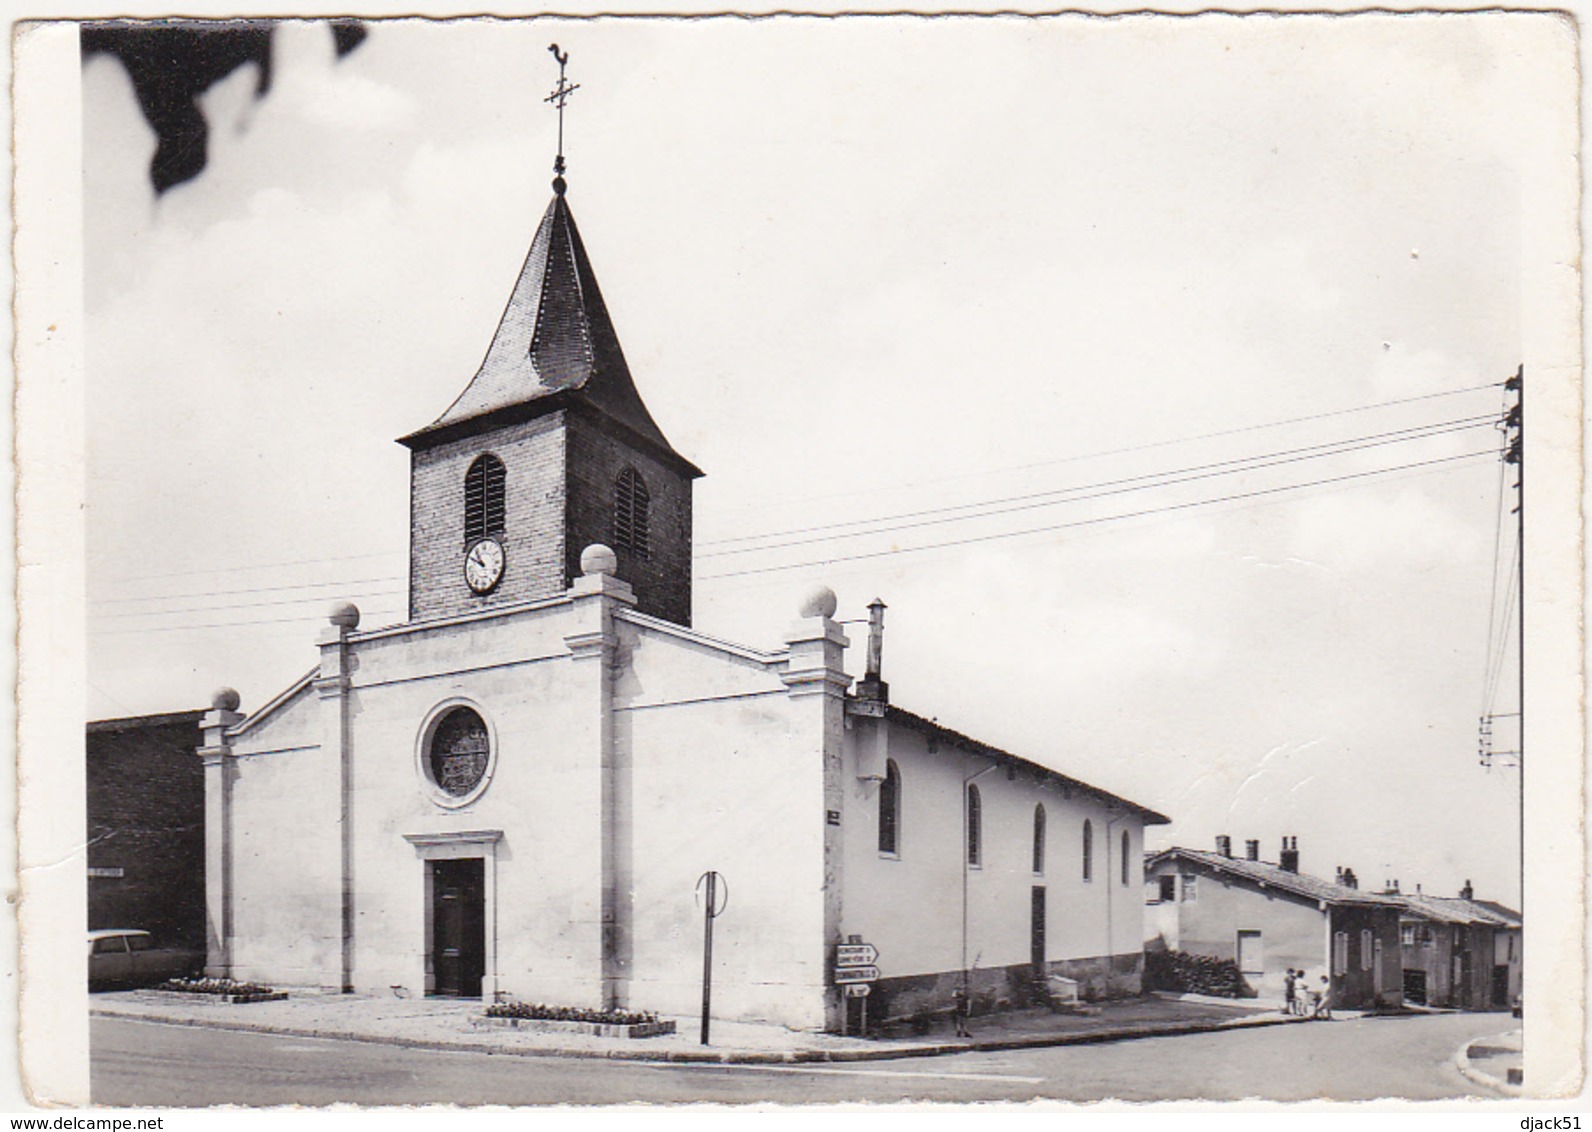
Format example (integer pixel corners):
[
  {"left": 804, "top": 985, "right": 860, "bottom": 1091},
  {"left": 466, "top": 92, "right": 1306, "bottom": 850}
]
[
  {"left": 464, "top": 454, "right": 507, "bottom": 545},
  {"left": 966, "top": 784, "right": 983, "bottom": 867},
  {"left": 614, "top": 467, "right": 651, "bottom": 559},
  {"left": 1032, "top": 804, "right": 1047, "bottom": 875},
  {"left": 878, "top": 760, "right": 901, "bottom": 856},
  {"left": 1121, "top": 829, "right": 1132, "bottom": 886},
  {"left": 1082, "top": 819, "right": 1094, "bottom": 881}
]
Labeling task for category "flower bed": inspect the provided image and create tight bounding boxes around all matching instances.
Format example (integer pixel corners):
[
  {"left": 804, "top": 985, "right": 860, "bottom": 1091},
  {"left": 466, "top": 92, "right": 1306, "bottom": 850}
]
[
  {"left": 158, "top": 977, "right": 288, "bottom": 1004},
  {"left": 481, "top": 1002, "right": 675, "bottom": 1039}
]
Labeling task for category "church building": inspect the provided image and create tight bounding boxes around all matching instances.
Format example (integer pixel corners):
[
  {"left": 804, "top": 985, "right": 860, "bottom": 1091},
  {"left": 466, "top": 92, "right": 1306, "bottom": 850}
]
[{"left": 199, "top": 133, "right": 1168, "bottom": 1033}]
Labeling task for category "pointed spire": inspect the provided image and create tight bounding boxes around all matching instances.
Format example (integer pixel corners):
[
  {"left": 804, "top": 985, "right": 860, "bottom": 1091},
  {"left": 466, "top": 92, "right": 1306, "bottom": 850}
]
[{"left": 402, "top": 189, "right": 690, "bottom": 470}]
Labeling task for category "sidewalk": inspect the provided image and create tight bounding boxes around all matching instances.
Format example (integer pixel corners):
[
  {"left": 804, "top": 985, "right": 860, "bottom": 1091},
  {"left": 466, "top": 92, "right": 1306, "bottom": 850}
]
[
  {"left": 92, "top": 988, "right": 1299, "bottom": 1064},
  {"left": 1457, "top": 1028, "right": 1523, "bottom": 1096}
]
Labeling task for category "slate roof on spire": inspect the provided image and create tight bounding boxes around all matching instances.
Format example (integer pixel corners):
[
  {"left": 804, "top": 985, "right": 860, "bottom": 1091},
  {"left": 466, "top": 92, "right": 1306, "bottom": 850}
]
[{"left": 400, "top": 189, "right": 698, "bottom": 475}]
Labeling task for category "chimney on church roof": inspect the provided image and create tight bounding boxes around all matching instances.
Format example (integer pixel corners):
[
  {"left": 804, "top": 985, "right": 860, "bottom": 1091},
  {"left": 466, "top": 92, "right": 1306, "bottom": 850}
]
[
  {"left": 1460, "top": 879, "right": 1474, "bottom": 901},
  {"left": 855, "top": 598, "right": 889, "bottom": 704},
  {"left": 1215, "top": 834, "right": 1232, "bottom": 858}
]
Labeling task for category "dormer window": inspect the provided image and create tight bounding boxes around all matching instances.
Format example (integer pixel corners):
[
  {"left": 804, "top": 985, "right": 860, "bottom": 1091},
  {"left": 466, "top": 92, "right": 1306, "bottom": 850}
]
[
  {"left": 464, "top": 454, "right": 506, "bottom": 544},
  {"left": 614, "top": 467, "right": 650, "bottom": 559}
]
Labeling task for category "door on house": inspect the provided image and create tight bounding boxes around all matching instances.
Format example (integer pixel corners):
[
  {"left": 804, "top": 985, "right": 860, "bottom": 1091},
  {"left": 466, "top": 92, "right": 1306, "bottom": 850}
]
[
  {"left": 1030, "top": 886, "right": 1047, "bottom": 977},
  {"left": 1236, "top": 930, "right": 1264, "bottom": 980},
  {"left": 431, "top": 858, "right": 485, "bottom": 998},
  {"left": 1492, "top": 964, "right": 1510, "bottom": 1007}
]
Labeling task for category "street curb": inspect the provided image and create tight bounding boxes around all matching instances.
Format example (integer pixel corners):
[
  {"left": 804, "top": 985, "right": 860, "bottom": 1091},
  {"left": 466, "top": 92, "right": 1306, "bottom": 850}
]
[
  {"left": 1454, "top": 1030, "right": 1523, "bottom": 1097},
  {"left": 91, "top": 1006, "right": 1303, "bottom": 1065}
]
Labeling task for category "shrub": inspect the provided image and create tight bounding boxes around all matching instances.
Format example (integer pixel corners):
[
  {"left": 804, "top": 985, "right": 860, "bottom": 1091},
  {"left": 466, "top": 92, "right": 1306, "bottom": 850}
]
[
  {"left": 485, "top": 1002, "right": 660, "bottom": 1026},
  {"left": 1143, "top": 949, "right": 1256, "bottom": 998},
  {"left": 162, "top": 976, "right": 276, "bottom": 996}
]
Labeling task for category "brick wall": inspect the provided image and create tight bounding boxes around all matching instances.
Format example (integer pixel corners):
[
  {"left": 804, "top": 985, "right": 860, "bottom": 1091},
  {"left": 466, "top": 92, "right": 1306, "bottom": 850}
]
[
  {"left": 85, "top": 711, "right": 206, "bottom": 948},
  {"left": 409, "top": 414, "right": 567, "bottom": 621},
  {"left": 565, "top": 415, "right": 694, "bottom": 625}
]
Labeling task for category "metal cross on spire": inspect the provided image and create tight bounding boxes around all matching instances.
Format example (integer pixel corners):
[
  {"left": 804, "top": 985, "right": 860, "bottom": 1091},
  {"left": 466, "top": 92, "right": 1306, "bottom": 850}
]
[{"left": 545, "top": 44, "right": 580, "bottom": 189}]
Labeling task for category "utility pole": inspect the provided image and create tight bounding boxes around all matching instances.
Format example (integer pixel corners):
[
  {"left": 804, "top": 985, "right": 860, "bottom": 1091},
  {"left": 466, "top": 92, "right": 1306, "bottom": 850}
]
[{"left": 1503, "top": 366, "right": 1523, "bottom": 921}]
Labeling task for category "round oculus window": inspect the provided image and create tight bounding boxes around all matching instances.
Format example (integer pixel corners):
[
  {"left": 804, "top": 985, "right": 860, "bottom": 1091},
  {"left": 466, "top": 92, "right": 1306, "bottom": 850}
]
[{"left": 427, "top": 706, "right": 491, "bottom": 799}]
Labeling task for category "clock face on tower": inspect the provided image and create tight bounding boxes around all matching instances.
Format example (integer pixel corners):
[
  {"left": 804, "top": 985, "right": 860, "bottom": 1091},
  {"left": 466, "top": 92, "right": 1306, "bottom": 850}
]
[{"left": 464, "top": 538, "right": 505, "bottom": 594}]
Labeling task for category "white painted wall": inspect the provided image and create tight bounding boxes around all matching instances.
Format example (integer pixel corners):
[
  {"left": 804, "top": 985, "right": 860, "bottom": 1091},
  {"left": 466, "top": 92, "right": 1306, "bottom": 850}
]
[{"left": 839, "top": 715, "right": 1148, "bottom": 983}]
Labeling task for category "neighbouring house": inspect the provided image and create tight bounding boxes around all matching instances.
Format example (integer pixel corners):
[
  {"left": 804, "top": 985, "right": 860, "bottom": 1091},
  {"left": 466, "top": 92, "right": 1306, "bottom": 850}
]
[
  {"left": 1394, "top": 881, "right": 1521, "bottom": 1010},
  {"left": 86, "top": 709, "right": 207, "bottom": 949},
  {"left": 1144, "top": 837, "right": 1403, "bottom": 1010},
  {"left": 195, "top": 149, "right": 1169, "bottom": 1033}
]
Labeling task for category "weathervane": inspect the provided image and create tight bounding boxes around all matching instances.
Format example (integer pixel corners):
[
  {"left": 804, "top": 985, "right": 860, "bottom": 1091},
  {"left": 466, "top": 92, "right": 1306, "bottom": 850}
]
[{"left": 545, "top": 44, "right": 580, "bottom": 189}]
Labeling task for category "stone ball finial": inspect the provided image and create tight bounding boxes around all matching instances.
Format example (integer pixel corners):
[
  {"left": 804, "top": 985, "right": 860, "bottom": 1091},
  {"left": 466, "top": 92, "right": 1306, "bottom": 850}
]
[
  {"left": 328, "top": 601, "right": 361, "bottom": 629},
  {"left": 581, "top": 544, "right": 618, "bottom": 577},
  {"left": 211, "top": 687, "right": 241, "bottom": 713},
  {"left": 799, "top": 585, "right": 838, "bottom": 620}
]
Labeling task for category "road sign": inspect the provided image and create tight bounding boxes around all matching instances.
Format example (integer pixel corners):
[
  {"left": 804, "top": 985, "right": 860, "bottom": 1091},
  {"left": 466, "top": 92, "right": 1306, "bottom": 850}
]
[
  {"left": 833, "top": 965, "right": 880, "bottom": 984},
  {"left": 836, "top": 944, "right": 879, "bottom": 967},
  {"left": 845, "top": 984, "right": 872, "bottom": 998}
]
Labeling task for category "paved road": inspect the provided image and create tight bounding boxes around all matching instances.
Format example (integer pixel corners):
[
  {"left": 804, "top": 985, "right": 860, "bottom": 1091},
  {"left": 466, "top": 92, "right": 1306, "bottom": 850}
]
[{"left": 91, "top": 1012, "right": 1512, "bottom": 1106}]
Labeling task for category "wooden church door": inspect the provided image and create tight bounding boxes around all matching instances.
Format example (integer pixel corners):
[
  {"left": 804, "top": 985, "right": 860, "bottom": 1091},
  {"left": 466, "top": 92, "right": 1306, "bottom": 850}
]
[{"left": 431, "top": 858, "right": 485, "bottom": 997}]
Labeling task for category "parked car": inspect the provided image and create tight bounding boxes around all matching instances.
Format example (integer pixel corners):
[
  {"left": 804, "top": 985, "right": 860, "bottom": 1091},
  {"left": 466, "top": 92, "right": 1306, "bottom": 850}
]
[{"left": 88, "top": 930, "right": 203, "bottom": 990}]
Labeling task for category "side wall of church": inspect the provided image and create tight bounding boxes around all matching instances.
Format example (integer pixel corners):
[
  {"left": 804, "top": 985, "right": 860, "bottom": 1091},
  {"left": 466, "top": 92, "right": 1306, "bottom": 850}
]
[
  {"left": 228, "top": 688, "right": 343, "bottom": 987},
  {"left": 564, "top": 417, "right": 693, "bottom": 626},
  {"left": 617, "top": 619, "right": 831, "bottom": 1029},
  {"left": 409, "top": 414, "right": 567, "bottom": 622},
  {"left": 839, "top": 721, "right": 1147, "bottom": 1020}
]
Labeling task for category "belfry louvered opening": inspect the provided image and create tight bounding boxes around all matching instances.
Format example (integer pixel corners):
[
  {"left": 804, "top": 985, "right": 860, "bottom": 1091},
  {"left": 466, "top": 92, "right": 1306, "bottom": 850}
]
[
  {"left": 464, "top": 454, "right": 507, "bottom": 544},
  {"left": 614, "top": 467, "right": 650, "bottom": 559}
]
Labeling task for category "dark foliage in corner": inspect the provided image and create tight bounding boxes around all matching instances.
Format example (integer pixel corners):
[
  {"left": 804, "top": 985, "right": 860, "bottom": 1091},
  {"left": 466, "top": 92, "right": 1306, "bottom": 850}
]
[{"left": 1143, "top": 949, "right": 1257, "bottom": 998}]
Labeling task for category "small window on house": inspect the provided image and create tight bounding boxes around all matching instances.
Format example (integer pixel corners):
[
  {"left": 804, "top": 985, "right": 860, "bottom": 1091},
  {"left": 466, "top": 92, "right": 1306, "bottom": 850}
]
[
  {"left": 1181, "top": 875, "right": 1198, "bottom": 902},
  {"left": 614, "top": 467, "right": 651, "bottom": 559},
  {"left": 464, "top": 454, "right": 507, "bottom": 544},
  {"left": 1401, "top": 924, "right": 1415, "bottom": 947},
  {"left": 1082, "top": 819, "right": 1093, "bottom": 881},
  {"left": 1361, "top": 929, "right": 1374, "bottom": 970},
  {"left": 1158, "top": 875, "right": 1177, "bottom": 903},
  {"left": 966, "top": 784, "right": 982, "bottom": 867},
  {"left": 1032, "top": 804, "right": 1046, "bottom": 874},
  {"left": 1121, "top": 829, "right": 1131, "bottom": 886},
  {"left": 1332, "top": 931, "right": 1349, "bottom": 976},
  {"left": 879, "top": 760, "right": 901, "bottom": 857}
]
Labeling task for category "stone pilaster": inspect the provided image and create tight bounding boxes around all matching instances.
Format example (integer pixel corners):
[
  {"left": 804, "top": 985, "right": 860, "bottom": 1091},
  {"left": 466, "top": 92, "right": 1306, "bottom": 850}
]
[
  {"left": 198, "top": 690, "right": 243, "bottom": 978},
  {"left": 781, "top": 588, "right": 852, "bottom": 1031},
  {"left": 316, "top": 603, "right": 360, "bottom": 992},
  {"left": 564, "top": 545, "right": 636, "bottom": 1010}
]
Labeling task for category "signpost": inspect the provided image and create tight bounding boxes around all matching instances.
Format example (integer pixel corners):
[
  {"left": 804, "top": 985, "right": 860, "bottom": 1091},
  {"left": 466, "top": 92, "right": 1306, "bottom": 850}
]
[
  {"left": 834, "top": 938, "right": 880, "bottom": 1036},
  {"left": 696, "top": 871, "right": 728, "bottom": 1045}
]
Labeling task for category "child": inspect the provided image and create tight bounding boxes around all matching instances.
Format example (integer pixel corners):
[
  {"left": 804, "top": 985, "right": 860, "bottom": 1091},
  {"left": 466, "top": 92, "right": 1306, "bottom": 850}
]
[{"left": 1313, "top": 976, "right": 1333, "bottom": 1020}]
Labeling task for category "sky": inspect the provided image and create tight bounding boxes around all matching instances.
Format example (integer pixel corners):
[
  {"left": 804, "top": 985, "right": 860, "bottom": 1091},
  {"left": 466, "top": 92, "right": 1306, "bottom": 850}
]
[{"left": 79, "top": 15, "right": 1574, "bottom": 908}]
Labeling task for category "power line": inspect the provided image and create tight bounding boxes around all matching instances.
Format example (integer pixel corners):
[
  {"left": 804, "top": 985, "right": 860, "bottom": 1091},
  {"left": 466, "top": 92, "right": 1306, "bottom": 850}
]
[
  {"left": 89, "top": 607, "right": 407, "bottom": 636},
  {"left": 96, "top": 589, "right": 405, "bottom": 622},
  {"left": 699, "top": 448, "right": 1499, "bottom": 581},
  {"left": 96, "top": 549, "right": 402, "bottom": 587},
  {"left": 702, "top": 414, "right": 1494, "bottom": 550},
  {"left": 699, "top": 416, "right": 1498, "bottom": 558},
  {"left": 92, "top": 574, "right": 405, "bottom": 607},
  {"left": 711, "top": 380, "right": 1507, "bottom": 524}
]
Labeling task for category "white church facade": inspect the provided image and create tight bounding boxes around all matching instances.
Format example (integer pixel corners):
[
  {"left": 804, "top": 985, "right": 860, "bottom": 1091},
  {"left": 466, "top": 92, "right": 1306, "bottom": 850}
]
[{"left": 198, "top": 167, "right": 1167, "bottom": 1033}]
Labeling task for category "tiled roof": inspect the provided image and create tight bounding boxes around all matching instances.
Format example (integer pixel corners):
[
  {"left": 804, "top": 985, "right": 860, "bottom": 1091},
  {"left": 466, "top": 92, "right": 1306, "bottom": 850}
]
[
  {"left": 1470, "top": 899, "right": 1523, "bottom": 927},
  {"left": 885, "top": 704, "right": 1170, "bottom": 825},
  {"left": 1147, "top": 847, "right": 1405, "bottom": 908},
  {"left": 401, "top": 188, "right": 693, "bottom": 472},
  {"left": 1399, "top": 893, "right": 1521, "bottom": 927}
]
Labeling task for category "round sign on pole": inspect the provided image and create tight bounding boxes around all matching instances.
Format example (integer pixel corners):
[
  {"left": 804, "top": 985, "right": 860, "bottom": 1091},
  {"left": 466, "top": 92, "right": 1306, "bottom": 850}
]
[{"left": 846, "top": 984, "right": 872, "bottom": 998}]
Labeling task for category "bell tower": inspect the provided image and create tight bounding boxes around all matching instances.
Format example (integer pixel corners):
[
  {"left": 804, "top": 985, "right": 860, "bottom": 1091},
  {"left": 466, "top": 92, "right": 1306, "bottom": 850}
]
[{"left": 398, "top": 53, "right": 701, "bottom": 625}]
